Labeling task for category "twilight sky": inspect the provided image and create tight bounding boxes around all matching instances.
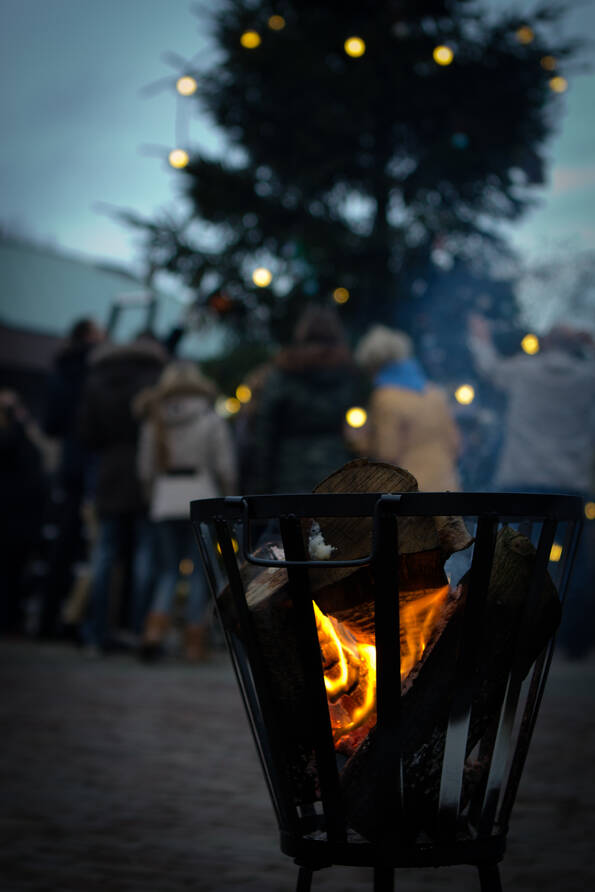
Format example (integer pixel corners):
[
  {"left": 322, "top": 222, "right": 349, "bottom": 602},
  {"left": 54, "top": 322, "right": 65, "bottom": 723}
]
[{"left": 1, "top": 0, "right": 594, "bottom": 279}]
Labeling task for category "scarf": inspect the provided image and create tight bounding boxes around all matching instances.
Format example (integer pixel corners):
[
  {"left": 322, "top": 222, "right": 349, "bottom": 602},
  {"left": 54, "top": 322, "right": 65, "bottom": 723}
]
[{"left": 374, "top": 358, "right": 428, "bottom": 392}]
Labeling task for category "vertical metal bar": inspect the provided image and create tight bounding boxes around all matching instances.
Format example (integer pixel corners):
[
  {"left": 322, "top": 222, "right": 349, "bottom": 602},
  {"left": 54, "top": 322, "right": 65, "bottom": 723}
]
[
  {"left": 478, "top": 863, "right": 503, "bottom": 892},
  {"left": 213, "top": 521, "right": 284, "bottom": 825},
  {"left": 193, "top": 521, "right": 223, "bottom": 600},
  {"left": 437, "top": 517, "right": 498, "bottom": 839},
  {"left": 374, "top": 507, "right": 401, "bottom": 732},
  {"left": 497, "top": 646, "right": 549, "bottom": 829},
  {"left": 295, "top": 866, "right": 313, "bottom": 892},
  {"left": 478, "top": 519, "right": 557, "bottom": 836},
  {"left": 499, "top": 518, "right": 581, "bottom": 827},
  {"left": 373, "top": 866, "right": 395, "bottom": 891},
  {"left": 279, "top": 515, "right": 346, "bottom": 843},
  {"left": 214, "top": 518, "right": 300, "bottom": 835},
  {"left": 373, "top": 501, "right": 403, "bottom": 825}
]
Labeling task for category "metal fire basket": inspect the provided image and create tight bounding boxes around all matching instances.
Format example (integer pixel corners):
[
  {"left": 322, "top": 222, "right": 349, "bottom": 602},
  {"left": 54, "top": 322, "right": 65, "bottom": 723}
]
[{"left": 191, "top": 491, "right": 583, "bottom": 892}]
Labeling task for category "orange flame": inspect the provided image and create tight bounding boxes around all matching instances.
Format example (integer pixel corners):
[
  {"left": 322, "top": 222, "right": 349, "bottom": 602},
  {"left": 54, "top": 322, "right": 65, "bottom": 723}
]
[
  {"left": 314, "top": 584, "right": 449, "bottom": 748},
  {"left": 399, "top": 585, "right": 450, "bottom": 680},
  {"left": 313, "top": 602, "right": 376, "bottom": 744}
]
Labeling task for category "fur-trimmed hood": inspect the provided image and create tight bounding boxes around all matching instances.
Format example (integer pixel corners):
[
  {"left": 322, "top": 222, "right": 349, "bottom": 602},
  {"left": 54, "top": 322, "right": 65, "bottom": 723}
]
[{"left": 133, "top": 362, "right": 217, "bottom": 419}]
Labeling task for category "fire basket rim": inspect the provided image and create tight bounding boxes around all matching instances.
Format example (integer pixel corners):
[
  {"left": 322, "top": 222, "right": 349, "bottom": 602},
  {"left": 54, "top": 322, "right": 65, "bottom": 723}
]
[{"left": 191, "top": 490, "right": 584, "bottom": 526}]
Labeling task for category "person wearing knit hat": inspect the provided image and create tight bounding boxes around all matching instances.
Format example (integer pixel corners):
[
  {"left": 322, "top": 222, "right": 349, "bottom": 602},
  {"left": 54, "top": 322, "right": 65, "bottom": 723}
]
[{"left": 354, "top": 324, "right": 461, "bottom": 492}]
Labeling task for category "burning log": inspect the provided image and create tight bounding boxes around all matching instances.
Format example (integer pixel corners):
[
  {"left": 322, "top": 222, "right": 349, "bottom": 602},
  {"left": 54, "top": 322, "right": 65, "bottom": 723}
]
[
  {"left": 311, "top": 460, "right": 472, "bottom": 589},
  {"left": 340, "top": 524, "right": 561, "bottom": 842}
]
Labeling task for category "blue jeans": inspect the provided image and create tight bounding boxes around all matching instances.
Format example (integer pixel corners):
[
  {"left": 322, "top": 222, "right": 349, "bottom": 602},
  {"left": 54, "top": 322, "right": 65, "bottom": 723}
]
[
  {"left": 150, "top": 519, "right": 208, "bottom": 625},
  {"left": 84, "top": 513, "right": 156, "bottom": 648}
]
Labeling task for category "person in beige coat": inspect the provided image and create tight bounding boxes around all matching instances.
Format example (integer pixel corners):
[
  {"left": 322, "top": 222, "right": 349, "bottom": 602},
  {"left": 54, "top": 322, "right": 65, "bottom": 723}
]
[
  {"left": 135, "top": 361, "right": 237, "bottom": 660},
  {"left": 354, "top": 325, "right": 461, "bottom": 491}
]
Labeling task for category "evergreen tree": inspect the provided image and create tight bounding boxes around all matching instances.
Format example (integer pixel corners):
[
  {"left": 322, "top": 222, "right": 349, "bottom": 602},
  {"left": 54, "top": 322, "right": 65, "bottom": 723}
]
[{"left": 131, "top": 0, "right": 579, "bottom": 345}]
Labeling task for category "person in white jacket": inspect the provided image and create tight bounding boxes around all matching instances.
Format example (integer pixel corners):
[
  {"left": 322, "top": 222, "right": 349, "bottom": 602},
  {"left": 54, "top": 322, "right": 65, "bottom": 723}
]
[
  {"left": 135, "top": 361, "right": 237, "bottom": 661},
  {"left": 468, "top": 314, "right": 595, "bottom": 658}
]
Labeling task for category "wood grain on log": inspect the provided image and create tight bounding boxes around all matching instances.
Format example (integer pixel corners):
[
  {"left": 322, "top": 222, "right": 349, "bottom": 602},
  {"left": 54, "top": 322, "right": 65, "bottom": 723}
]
[{"left": 310, "top": 460, "right": 472, "bottom": 593}]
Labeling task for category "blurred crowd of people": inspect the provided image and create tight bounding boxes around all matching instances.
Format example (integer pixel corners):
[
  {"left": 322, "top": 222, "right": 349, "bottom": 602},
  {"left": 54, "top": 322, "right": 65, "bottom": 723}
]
[{"left": 1, "top": 304, "right": 593, "bottom": 661}]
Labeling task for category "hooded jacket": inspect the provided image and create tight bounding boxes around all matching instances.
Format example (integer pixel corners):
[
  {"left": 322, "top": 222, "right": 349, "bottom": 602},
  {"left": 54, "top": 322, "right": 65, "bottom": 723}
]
[
  {"left": 250, "top": 342, "right": 367, "bottom": 493},
  {"left": 136, "top": 372, "right": 237, "bottom": 521},
  {"left": 78, "top": 339, "right": 167, "bottom": 515}
]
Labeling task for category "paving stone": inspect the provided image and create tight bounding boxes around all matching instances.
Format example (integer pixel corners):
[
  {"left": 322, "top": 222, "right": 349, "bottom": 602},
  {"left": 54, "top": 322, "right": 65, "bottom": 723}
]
[{"left": 0, "top": 641, "right": 593, "bottom": 891}]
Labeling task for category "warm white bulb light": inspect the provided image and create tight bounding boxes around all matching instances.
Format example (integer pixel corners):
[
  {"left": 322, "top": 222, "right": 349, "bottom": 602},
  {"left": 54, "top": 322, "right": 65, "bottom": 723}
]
[
  {"left": 168, "top": 148, "right": 189, "bottom": 168},
  {"left": 252, "top": 267, "right": 273, "bottom": 287},
  {"left": 176, "top": 76, "right": 197, "bottom": 96}
]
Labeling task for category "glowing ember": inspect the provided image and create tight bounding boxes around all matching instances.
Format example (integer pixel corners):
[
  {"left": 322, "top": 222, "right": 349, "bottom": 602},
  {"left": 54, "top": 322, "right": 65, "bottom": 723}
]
[{"left": 314, "top": 584, "right": 450, "bottom": 748}]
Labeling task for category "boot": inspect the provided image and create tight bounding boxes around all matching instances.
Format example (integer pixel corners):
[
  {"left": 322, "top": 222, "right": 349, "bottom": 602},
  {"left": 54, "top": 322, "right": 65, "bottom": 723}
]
[
  {"left": 139, "top": 611, "right": 170, "bottom": 662},
  {"left": 185, "top": 623, "right": 209, "bottom": 663}
]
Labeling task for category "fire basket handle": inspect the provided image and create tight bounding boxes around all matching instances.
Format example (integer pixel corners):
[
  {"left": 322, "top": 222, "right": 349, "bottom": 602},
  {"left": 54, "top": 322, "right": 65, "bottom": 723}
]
[
  {"left": 232, "top": 493, "right": 405, "bottom": 568},
  {"left": 238, "top": 497, "right": 373, "bottom": 568}
]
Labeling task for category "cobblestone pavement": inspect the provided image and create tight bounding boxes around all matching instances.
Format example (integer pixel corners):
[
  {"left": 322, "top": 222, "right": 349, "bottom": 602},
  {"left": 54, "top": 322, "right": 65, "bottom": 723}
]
[{"left": 1, "top": 639, "right": 594, "bottom": 892}]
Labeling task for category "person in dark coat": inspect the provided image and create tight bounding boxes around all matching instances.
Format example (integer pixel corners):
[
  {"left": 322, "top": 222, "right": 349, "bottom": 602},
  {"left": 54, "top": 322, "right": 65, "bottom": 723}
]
[
  {"left": 39, "top": 317, "right": 104, "bottom": 638},
  {"left": 78, "top": 333, "right": 167, "bottom": 652},
  {"left": 234, "top": 361, "right": 274, "bottom": 495},
  {"left": 250, "top": 305, "right": 368, "bottom": 494}
]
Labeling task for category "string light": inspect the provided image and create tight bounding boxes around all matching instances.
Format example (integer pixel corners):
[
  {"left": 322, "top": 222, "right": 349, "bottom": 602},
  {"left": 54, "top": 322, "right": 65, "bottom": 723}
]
[
  {"left": 333, "top": 287, "right": 350, "bottom": 304},
  {"left": 225, "top": 397, "right": 241, "bottom": 414},
  {"left": 268, "top": 15, "right": 286, "bottom": 31},
  {"left": 252, "top": 267, "right": 272, "bottom": 287},
  {"left": 455, "top": 384, "right": 475, "bottom": 405},
  {"left": 241, "top": 30, "right": 261, "bottom": 49},
  {"left": 540, "top": 56, "right": 557, "bottom": 71},
  {"left": 521, "top": 333, "right": 540, "bottom": 355},
  {"left": 549, "top": 76, "right": 568, "bottom": 93},
  {"left": 235, "top": 385, "right": 252, "bottom": 404},
  {"left": 516, "top": 25, "right": 534, "bottom": 44},
  {"left": 176, "top": 76, "right": 197, "bottom": 96},
  {"left": 179, "top": 558, "right": 194, "bottom": 575},
  {"left": 344, "top": 37, "right": 366, "bottom": 58},
  {"left": 168, "top": 148, "right": 189, "bottom": 168},
  {"left": 585, "top": 502, "right": 595, "bottom": 521},
  {"left": 346, "top": 407, "right": 367, "bottom": 428},
  {"left": 433, "top": 45, "right": 454, "bottom": 66}
]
